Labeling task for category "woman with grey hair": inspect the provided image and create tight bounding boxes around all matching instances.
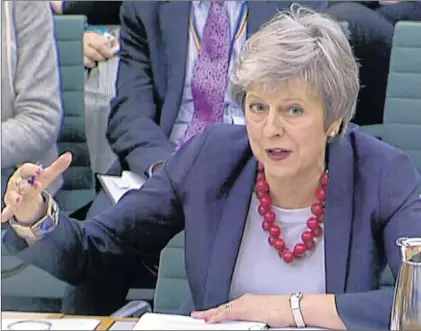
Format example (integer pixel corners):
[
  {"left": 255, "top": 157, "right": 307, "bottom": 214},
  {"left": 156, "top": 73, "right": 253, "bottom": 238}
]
[{"left": 2, "top": 5, "right": 420, "bottom": 330}]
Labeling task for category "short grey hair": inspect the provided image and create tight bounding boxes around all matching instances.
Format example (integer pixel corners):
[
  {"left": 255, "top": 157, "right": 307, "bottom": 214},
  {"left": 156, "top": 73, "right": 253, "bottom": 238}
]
[{"left": 231, "top": 4, "right": 360, "bottom": 134}]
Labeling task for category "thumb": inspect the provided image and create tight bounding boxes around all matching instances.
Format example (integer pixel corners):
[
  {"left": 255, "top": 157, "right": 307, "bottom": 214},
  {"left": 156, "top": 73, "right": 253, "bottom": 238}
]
[{"left": 1, "top": 205, "right": 16, "bottom": 223}]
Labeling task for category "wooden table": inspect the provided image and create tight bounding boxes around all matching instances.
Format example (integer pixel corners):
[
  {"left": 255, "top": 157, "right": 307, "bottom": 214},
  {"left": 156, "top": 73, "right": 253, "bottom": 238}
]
[{"left": 2, "top": 312, "right": 138, "bottom": 330}]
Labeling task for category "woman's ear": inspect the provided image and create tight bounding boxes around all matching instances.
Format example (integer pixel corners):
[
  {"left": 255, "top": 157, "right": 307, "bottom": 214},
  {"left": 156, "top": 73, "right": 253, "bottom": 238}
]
[{"left": 327, "top": 119, "right": 343, "bottom": 138}]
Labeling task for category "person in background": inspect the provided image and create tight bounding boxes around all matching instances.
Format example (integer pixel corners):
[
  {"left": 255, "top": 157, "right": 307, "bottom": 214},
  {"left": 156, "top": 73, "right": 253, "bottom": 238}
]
[
  {"left": 3, "top": 6, "right": 421, "bottom": 330},
  {"left": 1, "top": 1, "right": 62, "bottom": 200},
  {"left": 50, "top": 1, "right": 120, "bottom": 69}
]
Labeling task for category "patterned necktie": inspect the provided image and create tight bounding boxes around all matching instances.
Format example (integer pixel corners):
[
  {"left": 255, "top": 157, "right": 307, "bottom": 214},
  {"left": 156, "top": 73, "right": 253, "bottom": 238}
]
[{"left": 184, "top": 1, "right": 230, "bottom": 143}]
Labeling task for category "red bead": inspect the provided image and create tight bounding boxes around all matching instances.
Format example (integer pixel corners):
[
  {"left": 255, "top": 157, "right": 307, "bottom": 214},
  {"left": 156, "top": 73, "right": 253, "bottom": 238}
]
[
  {"left": 293, "top": 243, "right": 307, "bottom": 257},
  {"left": 262, "top": 221, "right": 271, "bottom": 231},
  {"left": 258, "top": 205, "right": 267, "bottom": 216},
  {"left": 315, "top": 187, "right": 326, "bottom": 201},
  {"left": 273, "top": 238, "right": 285, "bottom": 252},
  {"left": 312, "top": 225, "right": 323, "bottom": 237},
  {"left": 317, "top": 213, "right": 324, "bottom": 223},
  {"left": 259, "top": 195, "right": 272, "bottom": 208},
  {"left": 255, "top": 168, "right": 328, "bottom": 262},
  {"left": 269, "top": 225, "right": 281, "bottom": 237},
  {"left": 282, "top": 250, "right": 294, "bottom": 263},
  {"left": 311, "top": 202, "right": 323, "bottom": 216},
  {"left": 256, "top": 191, "right": 266, "bottom": 199},
  {"left": 263, "top": 210, "right": 276, "bottom": 223},
  {"left": 255, "top": 180, "right": 269, "bottom": 192},
  {"left": 320, "top": 172, "right": 328, "bottom": 186},
  {"left": 301, "top": 230, "right": 314, "bottom": 243},
  {"left": 305, "top": 240, "right": 315, "bottom": 250},
  {"left": 256, "top": 173, "right": 265, "bottom": 181},
  {"left": 307, "top": 217, "right": 318, "bottom": 230}
]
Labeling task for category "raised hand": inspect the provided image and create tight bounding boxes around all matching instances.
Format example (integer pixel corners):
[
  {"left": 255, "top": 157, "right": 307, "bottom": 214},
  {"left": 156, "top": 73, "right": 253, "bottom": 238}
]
[{"left": 1, "top": 152, "right": 72, "bottom": 224}]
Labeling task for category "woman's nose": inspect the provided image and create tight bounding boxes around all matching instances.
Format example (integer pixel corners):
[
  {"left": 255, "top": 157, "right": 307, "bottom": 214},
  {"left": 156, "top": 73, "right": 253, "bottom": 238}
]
[{"left": 262, "top": 110, "right": 285, "bottom": 138}]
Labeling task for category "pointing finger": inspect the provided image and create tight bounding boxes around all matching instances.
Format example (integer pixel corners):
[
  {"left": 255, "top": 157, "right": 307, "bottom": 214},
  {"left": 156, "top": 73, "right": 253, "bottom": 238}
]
[{"left": 43, "top": 152, "right": 72, "bottom": 184}]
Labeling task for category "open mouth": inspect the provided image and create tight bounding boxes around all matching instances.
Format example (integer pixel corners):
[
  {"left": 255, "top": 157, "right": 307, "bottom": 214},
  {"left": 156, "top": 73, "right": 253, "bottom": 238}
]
[{"left": 266, "top": 148, "right": 292, "bottom": 161}]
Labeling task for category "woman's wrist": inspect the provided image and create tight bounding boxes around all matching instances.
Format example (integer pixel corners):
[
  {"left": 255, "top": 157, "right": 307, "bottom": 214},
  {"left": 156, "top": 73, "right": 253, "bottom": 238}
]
[
  {"left": 15, "top": 194, "right": 47, "bottom": 225},
  {"left": 299, "top": 294, "right": 346, "bottom": 330}
]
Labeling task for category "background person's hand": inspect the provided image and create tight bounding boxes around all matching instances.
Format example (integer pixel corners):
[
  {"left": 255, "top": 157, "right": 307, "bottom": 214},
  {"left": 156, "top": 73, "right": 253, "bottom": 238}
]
[
  {"left": 1, "top": 153, "right": 72, "bottom": 224},
  {"left": 83, "top": 32, "right": 118, "bottom": 68},
  {"left": 50, "top": 1, "right": 63, "bottom": 14}
]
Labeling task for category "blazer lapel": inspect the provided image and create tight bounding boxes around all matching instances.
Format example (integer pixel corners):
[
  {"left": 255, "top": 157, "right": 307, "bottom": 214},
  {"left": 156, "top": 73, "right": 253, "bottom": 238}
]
[
  {"left": 158, "top": 2, "right": 190, "bottom": 133},
  {"left": 247, "top": 1, "right": 290, "bottom": 36},
  {"left": 203, "top": 158, "right": 257, "bottom": 309},
  {"left": 324, "top": 137, "right": 355, "bottom": 293}
]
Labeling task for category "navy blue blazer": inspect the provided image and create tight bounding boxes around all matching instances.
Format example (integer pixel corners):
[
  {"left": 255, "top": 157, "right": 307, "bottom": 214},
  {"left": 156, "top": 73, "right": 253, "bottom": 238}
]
[
  {"left": 107, "top": 1, "right": 327, "bottom": 176},
  {"left": 4, "top": 124, "right": 421, "bottom": 330}
]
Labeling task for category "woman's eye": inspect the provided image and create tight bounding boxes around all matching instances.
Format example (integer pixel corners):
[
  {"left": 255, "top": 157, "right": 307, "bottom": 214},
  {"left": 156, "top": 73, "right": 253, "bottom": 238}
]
[
  {"left": 286, "top": 105, "right": 304, "bottom": 116},
  {"left": 249, "top": 103, "right": 267, "bottom": 112}
]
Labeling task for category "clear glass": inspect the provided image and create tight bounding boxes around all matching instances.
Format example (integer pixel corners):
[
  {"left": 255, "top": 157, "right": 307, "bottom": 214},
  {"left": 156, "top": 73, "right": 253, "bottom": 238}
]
[{"left": 390, "top": 237, "right": 421, "bottom": 330}]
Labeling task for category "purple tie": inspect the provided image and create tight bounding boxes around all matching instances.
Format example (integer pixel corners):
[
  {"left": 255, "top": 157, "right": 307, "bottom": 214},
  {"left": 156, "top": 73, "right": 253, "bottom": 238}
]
[{"left": 184, "top": 1, "right": 230, "bottom": 143}]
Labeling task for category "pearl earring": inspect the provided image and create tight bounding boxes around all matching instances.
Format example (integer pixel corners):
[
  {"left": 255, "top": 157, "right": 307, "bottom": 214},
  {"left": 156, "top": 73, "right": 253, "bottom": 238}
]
[{"left": 329, "top": 130, "right": 336, "bottom": 138}]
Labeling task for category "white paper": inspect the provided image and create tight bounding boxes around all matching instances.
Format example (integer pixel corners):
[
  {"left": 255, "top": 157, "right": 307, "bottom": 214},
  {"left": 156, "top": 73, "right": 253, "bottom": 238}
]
[
  {"left": 232, "top": 115, "right": 246, "bottom": 126},
  {"left": 109, "top": 321, "right": 137, "bottom": 330},
  {"left": 2, "top": 318, "right": 100, "bottom": 331},
  {"left": 133, "top": 313, "right": 267, "bottom": 330},
  {"left": 98, "top": 170, "right": 146, "bottom": 204}
]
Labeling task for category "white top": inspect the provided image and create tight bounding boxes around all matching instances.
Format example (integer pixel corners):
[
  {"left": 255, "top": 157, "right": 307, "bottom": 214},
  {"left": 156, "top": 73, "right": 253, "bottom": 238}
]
[{"left": 229, "top": 193, "right": 326, "bottom": 300}]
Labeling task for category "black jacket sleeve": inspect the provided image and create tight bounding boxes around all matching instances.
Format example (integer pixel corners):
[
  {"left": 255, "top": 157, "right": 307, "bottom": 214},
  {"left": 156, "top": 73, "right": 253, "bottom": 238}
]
[{"left": 62, "top": 1, "right": 122, "bottom": 25}]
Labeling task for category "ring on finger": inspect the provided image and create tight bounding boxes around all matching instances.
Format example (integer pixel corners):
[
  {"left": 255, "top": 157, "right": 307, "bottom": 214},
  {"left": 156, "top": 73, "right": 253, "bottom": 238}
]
[{"left": 15, "top": 177, "right": 24, "bottom": 195}]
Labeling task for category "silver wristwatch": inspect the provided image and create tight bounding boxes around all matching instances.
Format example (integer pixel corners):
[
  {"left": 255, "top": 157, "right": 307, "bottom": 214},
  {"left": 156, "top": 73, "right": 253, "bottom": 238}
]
[
  {"left": 289, "top": 292, "right": 306, "bottom": 328},
  {"left": 8, "top": 190, "right": 59, "bottom": 240}
]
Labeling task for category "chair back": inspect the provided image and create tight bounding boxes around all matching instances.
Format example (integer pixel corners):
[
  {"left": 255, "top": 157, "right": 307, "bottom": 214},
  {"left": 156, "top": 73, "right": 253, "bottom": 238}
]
[
  {"left": 153, "top": 232, "right": 189, "bottom": 313},
  {"left": 360, "top": 22, "right": 421, "bottom": 173},
  {"left": 53, "top": 15, "right": 95, "bottom": 213}
]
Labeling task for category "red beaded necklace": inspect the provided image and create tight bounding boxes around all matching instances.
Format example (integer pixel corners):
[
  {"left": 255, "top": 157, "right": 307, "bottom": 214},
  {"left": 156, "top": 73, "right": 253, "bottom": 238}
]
[{"left": 255, "top": 162, "right": 328, "bottom": 263}]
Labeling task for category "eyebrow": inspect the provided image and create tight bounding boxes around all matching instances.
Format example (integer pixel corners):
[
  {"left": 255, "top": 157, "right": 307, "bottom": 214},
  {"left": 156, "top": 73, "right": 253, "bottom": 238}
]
[{"left": 247, "top": 94, "right": 305, "bottom": 102}]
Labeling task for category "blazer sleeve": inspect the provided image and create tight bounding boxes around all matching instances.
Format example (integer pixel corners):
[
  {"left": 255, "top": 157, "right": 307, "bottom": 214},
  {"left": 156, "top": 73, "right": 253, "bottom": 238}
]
[
  {"left": 62, "top": 1, "right": 122, "bottom": 25},
  {"left": 1, "top": 2, "right": 62, "bottom": 169},
  {"left": 335, "top": 152, "right": 421, "bottom": 330},
  {"left": 106, "top": 2, "right": 174, "bottom": 176},
  {"left": 2, "top": 131, "right": 209, "bottom": 286}
]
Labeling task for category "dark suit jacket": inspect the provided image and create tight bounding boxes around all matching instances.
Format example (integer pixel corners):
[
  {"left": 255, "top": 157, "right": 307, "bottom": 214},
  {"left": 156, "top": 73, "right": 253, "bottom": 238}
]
[
  {"left": 62, "top": 1, "right": 121, "bottom": 25},
  {"left": 107, "top": 1, "right": 328, "bottom": 176},
  {"left": 4, "top": 124, "right": 421, "bottom": 330}
]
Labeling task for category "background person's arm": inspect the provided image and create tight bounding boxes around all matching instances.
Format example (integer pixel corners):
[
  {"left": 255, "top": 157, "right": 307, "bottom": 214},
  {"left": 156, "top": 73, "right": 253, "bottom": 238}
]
[
  {"left": 52, "top": 1, "right": 122, "bottom": 25},
  {"left": 2, "top": 1, "right": 62, "bottom": 169},
  {"left": 107, "top": 2, "right": 174, "bottom": 177}
]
